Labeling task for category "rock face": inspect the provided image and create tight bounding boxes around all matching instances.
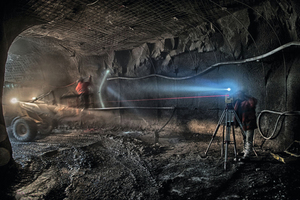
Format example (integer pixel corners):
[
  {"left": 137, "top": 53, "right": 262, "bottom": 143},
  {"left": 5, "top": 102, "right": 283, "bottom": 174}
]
[{"left": 90, "top": 0, "right": 300, "bottom": 152}]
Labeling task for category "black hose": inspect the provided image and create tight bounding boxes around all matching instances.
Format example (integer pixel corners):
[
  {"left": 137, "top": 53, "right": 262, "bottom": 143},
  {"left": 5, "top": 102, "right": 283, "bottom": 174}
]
[{"left": 154, "top": 107, "right": 177, "bottom": 143}]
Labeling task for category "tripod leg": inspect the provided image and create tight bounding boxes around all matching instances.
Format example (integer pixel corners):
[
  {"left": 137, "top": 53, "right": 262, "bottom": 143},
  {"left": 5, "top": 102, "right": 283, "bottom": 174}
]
[
  {"left": 221, "top": 124, "right": 225, "bottom": 157},
  {"left": 224, "top": 110, "right": 231, "bottom": 170},
  {"left": 233, "top": 110, "right": 246, "bottom": 138},
  {"left": 224, "top": 140, "right": 228, "bottom": 170},
  {"left": 232, "top": 124, "right": 237, "bottom": 158},
  {"left": 205, "top": 124, "right": 221, "bottom": 156},
  {"left": 205, "top": 110, "right": 225, "bottom": 156}
]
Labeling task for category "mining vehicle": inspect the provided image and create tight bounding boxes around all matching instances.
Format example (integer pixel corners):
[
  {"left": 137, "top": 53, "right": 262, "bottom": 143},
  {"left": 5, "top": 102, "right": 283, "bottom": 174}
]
[{"left": 3, "top": 91, "right": 58, "bottom": 142}]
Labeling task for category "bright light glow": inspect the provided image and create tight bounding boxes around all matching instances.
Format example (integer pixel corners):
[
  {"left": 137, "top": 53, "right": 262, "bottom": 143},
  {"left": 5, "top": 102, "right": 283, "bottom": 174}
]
[
  {"left": 32, "top": 97, "right": 37, "bottom": 100},
  {"left": 102, "top": 78, "right": 239, "bottom": 107},
  {"left": 99, "top": 70, "right": 111, "bottom": 108},
  {"left": 10, "top": 98, "right": 18, "bottom": 104}
]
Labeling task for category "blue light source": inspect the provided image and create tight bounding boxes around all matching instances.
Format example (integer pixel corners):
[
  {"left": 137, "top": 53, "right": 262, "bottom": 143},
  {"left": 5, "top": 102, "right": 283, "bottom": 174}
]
[{"left": 227, "top": 88, "right": 231, "bottom": 91}]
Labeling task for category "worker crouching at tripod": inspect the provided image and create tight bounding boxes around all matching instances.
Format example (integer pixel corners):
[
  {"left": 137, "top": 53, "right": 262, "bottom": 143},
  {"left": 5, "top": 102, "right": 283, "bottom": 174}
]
[{"left": 234, "top": 90, "right": 258, "bottom": 161}]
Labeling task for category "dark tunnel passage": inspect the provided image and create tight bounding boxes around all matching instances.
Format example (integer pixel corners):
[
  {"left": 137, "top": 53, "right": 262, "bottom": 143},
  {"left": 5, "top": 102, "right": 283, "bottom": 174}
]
[{"left": 1, "top": 0, "right": 300, "bottom": 199}]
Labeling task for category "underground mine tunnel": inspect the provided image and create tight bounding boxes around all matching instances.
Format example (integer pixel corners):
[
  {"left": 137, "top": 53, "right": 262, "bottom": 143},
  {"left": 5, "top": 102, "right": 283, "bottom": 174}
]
[{"left": 1, "top": 0, "right": 300, "bottom": 199}]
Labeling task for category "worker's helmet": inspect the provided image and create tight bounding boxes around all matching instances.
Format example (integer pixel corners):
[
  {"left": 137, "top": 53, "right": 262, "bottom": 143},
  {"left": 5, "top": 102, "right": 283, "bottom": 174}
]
[
  {"left": 78, "top": 77, "right": 84, "bottom": 82},
  {"left": 235, "top": 89, "right": 248, "bottom": 100}
]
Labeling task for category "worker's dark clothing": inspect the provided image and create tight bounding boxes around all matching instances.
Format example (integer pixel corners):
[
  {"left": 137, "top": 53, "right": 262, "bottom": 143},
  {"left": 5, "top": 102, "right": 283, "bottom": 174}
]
[
  {"left": 76, "top": 80, "right": 91, "bottom": 109},
  {"left": 234, "top": 95, "right": 257, "bottom": 159},
  {"left": 234, "top": 96, "right": 257, "bottom": 131}
]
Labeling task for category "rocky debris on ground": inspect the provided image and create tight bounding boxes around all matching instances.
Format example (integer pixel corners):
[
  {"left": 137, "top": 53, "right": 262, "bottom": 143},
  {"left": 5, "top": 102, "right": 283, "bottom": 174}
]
[{"left": 2, "top": 129, "right": 300, "bottom": 199}]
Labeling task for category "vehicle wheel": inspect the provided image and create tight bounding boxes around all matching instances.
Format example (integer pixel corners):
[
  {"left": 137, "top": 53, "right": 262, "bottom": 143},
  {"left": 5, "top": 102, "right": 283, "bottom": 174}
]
[{"left": 12, "top": 117, "right": 37, "bottom": 142}]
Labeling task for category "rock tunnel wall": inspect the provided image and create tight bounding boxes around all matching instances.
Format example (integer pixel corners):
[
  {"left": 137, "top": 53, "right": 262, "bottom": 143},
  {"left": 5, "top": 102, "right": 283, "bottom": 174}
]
[
  {"left": 2, "top": 0, "right": 300, "bottom": 155},
  {"left": 90, "top": 1, "right": 300, "bottom": 151}
]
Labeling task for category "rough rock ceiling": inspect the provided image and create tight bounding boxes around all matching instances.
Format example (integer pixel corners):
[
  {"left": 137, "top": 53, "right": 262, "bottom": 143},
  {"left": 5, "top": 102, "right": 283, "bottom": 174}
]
[{"left": 14, "top": 0, "right": 261, "bottom": 56}]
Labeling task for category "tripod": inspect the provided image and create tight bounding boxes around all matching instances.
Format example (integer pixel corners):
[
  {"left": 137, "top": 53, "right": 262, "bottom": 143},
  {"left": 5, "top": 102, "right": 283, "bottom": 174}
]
[{"left": 205, "top": 103, "right": 246, "bottom": 170}]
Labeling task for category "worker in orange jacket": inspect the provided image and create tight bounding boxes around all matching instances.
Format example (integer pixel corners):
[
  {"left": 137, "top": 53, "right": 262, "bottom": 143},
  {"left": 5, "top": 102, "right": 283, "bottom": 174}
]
[{"left": 76, "top": 75, "right": 92, "bottom": 109}]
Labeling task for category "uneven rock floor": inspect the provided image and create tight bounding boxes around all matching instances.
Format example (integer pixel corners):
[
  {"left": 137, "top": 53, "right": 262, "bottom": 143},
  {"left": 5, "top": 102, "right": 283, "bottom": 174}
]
[{"left": 3, "top": 128, "right": 300, "bottom": 199}]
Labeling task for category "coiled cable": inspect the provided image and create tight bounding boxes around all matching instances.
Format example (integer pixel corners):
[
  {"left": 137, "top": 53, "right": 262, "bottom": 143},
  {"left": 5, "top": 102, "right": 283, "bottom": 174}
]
[{"left": 257, "top": 110, "right": 300, "bottom": 140}]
